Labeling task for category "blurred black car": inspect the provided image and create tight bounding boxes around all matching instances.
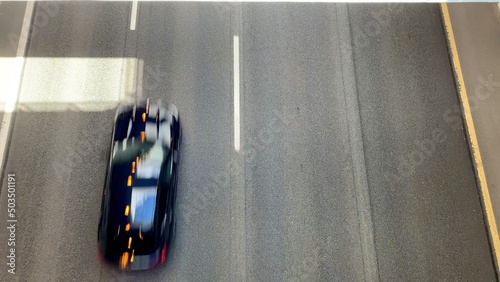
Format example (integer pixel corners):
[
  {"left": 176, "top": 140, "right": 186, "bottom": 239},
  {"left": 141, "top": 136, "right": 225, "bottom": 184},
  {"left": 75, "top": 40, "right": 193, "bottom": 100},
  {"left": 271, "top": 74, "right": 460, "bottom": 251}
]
[{"left": 98, "top": 99, "right": 180, "bottom": 270}]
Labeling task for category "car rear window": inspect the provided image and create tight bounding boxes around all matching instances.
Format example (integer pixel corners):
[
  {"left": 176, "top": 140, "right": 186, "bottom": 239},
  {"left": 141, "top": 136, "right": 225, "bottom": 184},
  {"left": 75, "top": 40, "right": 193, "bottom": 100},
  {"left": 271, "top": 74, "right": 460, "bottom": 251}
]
[{"left": 130, "top": 186, "right": 157, "bottom": 231}]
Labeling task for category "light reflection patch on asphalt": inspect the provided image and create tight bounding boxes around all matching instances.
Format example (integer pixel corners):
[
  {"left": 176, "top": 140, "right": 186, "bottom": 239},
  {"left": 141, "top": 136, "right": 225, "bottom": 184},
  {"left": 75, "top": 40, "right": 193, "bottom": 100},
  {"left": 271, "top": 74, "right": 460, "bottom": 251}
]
[{"left": 13, "top": 57, "right": 141, "bottom": 112}]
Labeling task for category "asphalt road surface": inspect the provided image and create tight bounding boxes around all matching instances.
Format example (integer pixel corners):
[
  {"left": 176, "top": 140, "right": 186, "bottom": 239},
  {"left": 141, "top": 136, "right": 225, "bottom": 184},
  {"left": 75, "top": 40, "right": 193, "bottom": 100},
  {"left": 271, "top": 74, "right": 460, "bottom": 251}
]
[{"left": 0, "top": 2, "right": 496, "bottom": 281}]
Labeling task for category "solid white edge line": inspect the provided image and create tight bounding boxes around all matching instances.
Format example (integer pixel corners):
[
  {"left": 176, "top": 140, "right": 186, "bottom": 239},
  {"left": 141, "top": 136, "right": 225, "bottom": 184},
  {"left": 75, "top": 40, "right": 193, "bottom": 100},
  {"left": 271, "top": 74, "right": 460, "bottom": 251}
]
[
  {"left": 0, "top": 2, "right": 34, "bottom": 176},
  {"left": 233, "top": 35, "right": 240, "bottom": 152},
  {"left": 130, "top": 1, "right": 138, "bottom": 31}
]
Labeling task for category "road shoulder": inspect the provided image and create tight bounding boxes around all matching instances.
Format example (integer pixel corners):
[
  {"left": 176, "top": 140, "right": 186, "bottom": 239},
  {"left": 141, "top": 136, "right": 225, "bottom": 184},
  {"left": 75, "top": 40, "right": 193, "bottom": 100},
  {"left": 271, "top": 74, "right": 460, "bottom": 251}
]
[{"left": 441, "top": 3, "right": 500, "bottom": 276}]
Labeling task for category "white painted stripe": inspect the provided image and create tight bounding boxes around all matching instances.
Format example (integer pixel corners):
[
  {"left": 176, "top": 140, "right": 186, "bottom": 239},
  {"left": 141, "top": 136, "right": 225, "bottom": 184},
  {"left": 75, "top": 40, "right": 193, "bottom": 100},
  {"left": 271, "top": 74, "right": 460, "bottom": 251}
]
[
  {"left": 233, "top": 35, "right": 241, "bottom": 152},
  {"left": 130, "top": 1, "right": 138, "bottom": 31},
  {"left": 0, "top": 2, "right": 34, "bottom": 175}
]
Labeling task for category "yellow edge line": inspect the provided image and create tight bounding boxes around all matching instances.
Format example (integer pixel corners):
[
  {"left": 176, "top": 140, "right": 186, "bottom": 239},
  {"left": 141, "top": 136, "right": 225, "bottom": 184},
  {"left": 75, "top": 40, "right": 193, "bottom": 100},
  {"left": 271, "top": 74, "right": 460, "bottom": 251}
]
[{"left": 441, "top": 3, "right": 500, "bottom": 273}]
